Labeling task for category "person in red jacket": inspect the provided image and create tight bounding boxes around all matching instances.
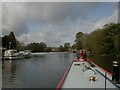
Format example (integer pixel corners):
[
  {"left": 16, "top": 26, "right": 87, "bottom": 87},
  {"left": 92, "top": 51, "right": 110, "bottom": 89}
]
[
  {"left": 80, "top": 51, "right": 84, "bottom": 59},
  {"left": 83, "top": 51, "right": 87, "bottom": 61}
]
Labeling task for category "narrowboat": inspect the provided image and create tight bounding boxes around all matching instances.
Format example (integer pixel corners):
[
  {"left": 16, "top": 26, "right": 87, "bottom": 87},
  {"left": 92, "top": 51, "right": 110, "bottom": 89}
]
[{"left": 56, "top": 58, "right": 120, "bottom": 90}]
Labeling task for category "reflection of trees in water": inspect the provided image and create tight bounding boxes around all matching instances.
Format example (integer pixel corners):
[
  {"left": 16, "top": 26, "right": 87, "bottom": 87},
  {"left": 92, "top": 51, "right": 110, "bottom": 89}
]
[
  {"left": 64, "top": 53, "right": 70, "bottom": 58},
  {"left": 88, "top": 55, "right": 114, "bottom": 73},
  {"left": 2, "top": 53, "right": 80, "bottom": 88},
  {"left": 3, "top": 60, "right": 17, "bottom": 82},
  {"left": 10, "top": 61, "right": 16, "bottom": 82},
  {"left": 63, "top": 53, "right": 75, "bottom": 63}
]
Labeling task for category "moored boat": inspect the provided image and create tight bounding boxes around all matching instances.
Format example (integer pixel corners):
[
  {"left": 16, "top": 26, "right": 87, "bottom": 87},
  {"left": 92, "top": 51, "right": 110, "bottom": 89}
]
[
  {"left": 4, "top": 49, "right": 23, "bottom": 60},
  {"left": 19, "top": 50, "right": 31, "bottom": 58},
  {"left": 56, "top": 58, "right": 120, "bottom": 89}
]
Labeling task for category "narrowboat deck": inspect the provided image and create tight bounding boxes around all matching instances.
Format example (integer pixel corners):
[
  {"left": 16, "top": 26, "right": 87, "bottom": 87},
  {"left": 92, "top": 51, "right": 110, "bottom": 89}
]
[{"left": 57, "top": 59, "right": 120, "bottom": 89}]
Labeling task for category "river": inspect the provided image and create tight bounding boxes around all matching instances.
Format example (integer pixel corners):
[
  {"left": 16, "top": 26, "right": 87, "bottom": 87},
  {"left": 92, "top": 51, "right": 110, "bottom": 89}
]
[
  {"left": 2, "top": 52, "right": 75, "bottom": 88},
  {"left": 2, "top": 52, "right": 116, "bottom": 88}
]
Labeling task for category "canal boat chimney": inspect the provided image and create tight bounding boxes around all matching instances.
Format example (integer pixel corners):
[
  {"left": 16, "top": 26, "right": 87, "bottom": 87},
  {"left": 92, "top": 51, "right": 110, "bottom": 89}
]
[{"left": 112, "top": 60, "right": 120, "bottom": 84}]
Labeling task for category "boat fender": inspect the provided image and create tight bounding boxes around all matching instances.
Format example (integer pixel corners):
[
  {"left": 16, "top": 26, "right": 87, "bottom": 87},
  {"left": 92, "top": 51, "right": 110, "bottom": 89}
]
[{"left": 112, "top": 60, "right": 120, "bottom": 84}]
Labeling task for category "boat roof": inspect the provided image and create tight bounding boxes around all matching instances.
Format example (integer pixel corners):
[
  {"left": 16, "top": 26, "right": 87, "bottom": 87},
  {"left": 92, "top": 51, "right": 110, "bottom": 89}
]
[
  {"left": 60, "top": 60, "right": 120, "bottom": 89},
  {"left": 5, "top": 49, "right": 17, "bottom": 52}
]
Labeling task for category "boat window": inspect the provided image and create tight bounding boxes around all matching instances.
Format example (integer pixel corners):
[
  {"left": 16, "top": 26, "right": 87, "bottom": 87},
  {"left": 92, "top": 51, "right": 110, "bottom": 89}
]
[
  {"left": 74, "top": 63, "right": 80, "bottom": 66},
  {"left": 14, "top": 50, "right": 17, "bottom": 53}
]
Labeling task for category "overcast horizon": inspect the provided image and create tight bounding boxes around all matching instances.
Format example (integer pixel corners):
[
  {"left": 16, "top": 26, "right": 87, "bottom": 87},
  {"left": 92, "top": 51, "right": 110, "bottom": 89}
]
[{"left": 2, "top": 2, "right": 118, "bottom": 47}]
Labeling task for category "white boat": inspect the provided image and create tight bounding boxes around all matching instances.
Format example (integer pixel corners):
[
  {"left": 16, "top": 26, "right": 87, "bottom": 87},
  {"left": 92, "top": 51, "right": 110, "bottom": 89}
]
[
  {"left": 4, "top": 49, "right": 23, "bottom": 60},
  {"left": 19, "top": 50, "right": 31, "bottom": 58},
  {"left": 56, "top": 58, "right": 120, "bottom": 89}
]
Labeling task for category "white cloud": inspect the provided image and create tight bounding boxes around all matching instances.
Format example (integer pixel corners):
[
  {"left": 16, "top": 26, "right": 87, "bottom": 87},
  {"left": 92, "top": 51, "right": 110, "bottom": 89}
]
[
  {"left": 93, "top": 9, "right": 118, "bottom": 30},
  {"left": 2, "top": 2, "right": 118, "bottom": 47},
  {"left": 2, "top": 3, "right": 29, "bottom": 36},
  {"left": 17, "top": 34, "right": 31, "bottom": 44}
]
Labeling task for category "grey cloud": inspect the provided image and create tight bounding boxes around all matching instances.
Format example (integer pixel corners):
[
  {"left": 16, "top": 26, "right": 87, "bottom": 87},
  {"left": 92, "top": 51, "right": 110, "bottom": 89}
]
[
  {"left": 0, "top": 3, "right": 2, "bottom": 36},
  {"left": 2, "top": 3, "right": 29, "bottom": 36},
  {"left": 2, "top": 2, "right": 100, "bottom": 33},
  {"left": 2, "top": 2, "right": 117, "bottom": 46},
  {"left": 30, "top": 2, "right": 100, "bottom": 23},
  {"left": 93, "top": 9, "right": 118, "bottom": 30}
]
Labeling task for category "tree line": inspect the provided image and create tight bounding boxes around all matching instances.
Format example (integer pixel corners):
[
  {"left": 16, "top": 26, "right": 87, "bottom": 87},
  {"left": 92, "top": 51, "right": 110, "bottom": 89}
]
[
  {"left": 2, "top": 32, "right": 48, "bottom": 52},
  {"left": 1, "top": 31, "right": 71, "bottom": 52},
  {"left": 2, "top": 23, "right": 120, "bottom": 54},
  {"left": 72, "top": 23, "right": 120, "bottom": 56}
]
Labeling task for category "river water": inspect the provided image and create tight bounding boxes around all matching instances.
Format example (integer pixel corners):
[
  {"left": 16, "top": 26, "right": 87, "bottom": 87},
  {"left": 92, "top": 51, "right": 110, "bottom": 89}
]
[
  {"left": 2, "top": 52, "right": 75, "bottom": 88},
  {"left": 2, "top": 52, "right": 116, "bottom": 88}
]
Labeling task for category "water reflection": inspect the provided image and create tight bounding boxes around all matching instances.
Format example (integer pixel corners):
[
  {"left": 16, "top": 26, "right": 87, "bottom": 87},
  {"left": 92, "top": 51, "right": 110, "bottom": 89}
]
[
  {"left": 88, "top": 54, "right": 117, "bottom": 73},
  {"left": 2, "top": 60, "right": 17, "bottom": 82},
  {"left": 2, "top": 52, "right": 74, "bottom": 88},
  {"left": 0, "top": 60, "right": 2, "bottom": 89},
  {"left": 3, "top": 53, "right": 115, "bottom": 88},
  {"left": 10, "top": 61, "right": 16, "bottom": 82}
]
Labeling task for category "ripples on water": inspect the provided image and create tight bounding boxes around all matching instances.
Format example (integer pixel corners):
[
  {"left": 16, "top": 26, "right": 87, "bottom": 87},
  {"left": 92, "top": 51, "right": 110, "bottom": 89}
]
[
  {"left": 88, "top": 54, "right": 116, "bottom": 73},
  {"left": 2, "top": 52, "right": 117, "bottom": 88},
  {"left": 0, "top": 60, "right": 2, "bottom": 89},
  {"left": 2, "top": 52, "right": 75, "bottom": 88}
]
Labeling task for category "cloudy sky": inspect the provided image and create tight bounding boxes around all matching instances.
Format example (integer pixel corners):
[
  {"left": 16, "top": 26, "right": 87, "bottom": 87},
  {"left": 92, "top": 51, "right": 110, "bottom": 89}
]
[{"left": 2, "top": 2, "right": 118, "bottom": 47}]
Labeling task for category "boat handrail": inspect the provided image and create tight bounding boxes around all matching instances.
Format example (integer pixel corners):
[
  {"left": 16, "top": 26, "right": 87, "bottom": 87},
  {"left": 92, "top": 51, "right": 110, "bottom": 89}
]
[{"left": 95, "top": 69, "right": 120, "bottom": 89}]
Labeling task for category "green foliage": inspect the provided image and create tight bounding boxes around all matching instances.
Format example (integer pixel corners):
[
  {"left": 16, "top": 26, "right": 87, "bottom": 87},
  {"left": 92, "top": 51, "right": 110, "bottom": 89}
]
[
  {"left": 2, "top": 31, "right": 71, "bottom": 52},
  {"left": 16, "top": 41, "right": 26, "bottom": 51},
  {"left": 89, "top": 29, "right": 105, "bottom": 54},
  {"left": 2, "top": 23, "right": 119, "bottom": 55},
  {"left": 8, "top": 31, "right": 17, "bottom": 49},
  {"left": 57, "top": 45, "right": 65, "bottom": 52},
  {"left": 2, "top": 31, "right": 17, "bottom": 49},
  {"left": 74, "top": 32, "right": 83, "bottom": 50},
  {"left": 64, "top": 42, "right": 70, "bottom": 51},
  {"left": 25, "top": 42, "right": 47, "bottom": 52},
  {"left": 0, "top": 37, "right": 2, "bottom": 47},
  {"left": 73, "top": 23, "right": 120, "bottom": 56},
  {"left": 44, "top": 47, "right": 53, "bottom": 52},
  {"left": 114, "top": 33, "right": 120, "bottom": 55},
  {"left": 2, "top": 35, "right": 9, "bottom": 49},
  {"left": 102, "top": 23, "right": 120, "bottom": 56}
]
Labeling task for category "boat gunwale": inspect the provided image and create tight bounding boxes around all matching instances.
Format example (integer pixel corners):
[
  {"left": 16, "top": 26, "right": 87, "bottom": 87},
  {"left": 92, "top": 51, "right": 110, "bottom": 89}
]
[
  {"left": 56, "top": 60, "right": 74, "bottom": 90},
  {"left": 56, "top": 58, "right": 113, "bottom": 89},
  {"left": 87, "top": 59, "right": 112, "bottom": 76}
]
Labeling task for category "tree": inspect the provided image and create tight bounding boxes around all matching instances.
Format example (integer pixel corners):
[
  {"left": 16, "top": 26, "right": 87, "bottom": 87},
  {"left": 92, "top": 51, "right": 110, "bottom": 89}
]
[
  {"left": 58, "top": 45, "right": 64, "bottom": 52},
  {"left": 74, "top": 32, "right": 83, "bottom": 50},
  {"left": 114, "top": 33, "right": 120, "bottom": 55},
  {"left": 25, "top": 42, "right": 47, "bottom": 52},
  {"left": 8, "top": 31, "right": 17, "bottom": 49},
  {"left": 2, "top": 35, "right": 9, "bottom": 49},
  {"left": 16, "top": 41, "right": 25, "bottom": 51},
  {"left": 102, "top": 23, "right": 120, "bottom": 56},
  {"left": 73, "top": 23, "right": 120, "bottom": 55},
  {"left": 0, "top": 37, "right": 2, "bottom": 47},
  {"left": 64, "top": 42, "right": 70, "bottom": 51},
  {"left": 82, "top": 34, "right": 91, "bottom": 50},
  {"left": 44, "top": 47, "right": 53, "bottom": 52},
  {"left": 89, "top": 29, "right": 105, "bottom": 54}
]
